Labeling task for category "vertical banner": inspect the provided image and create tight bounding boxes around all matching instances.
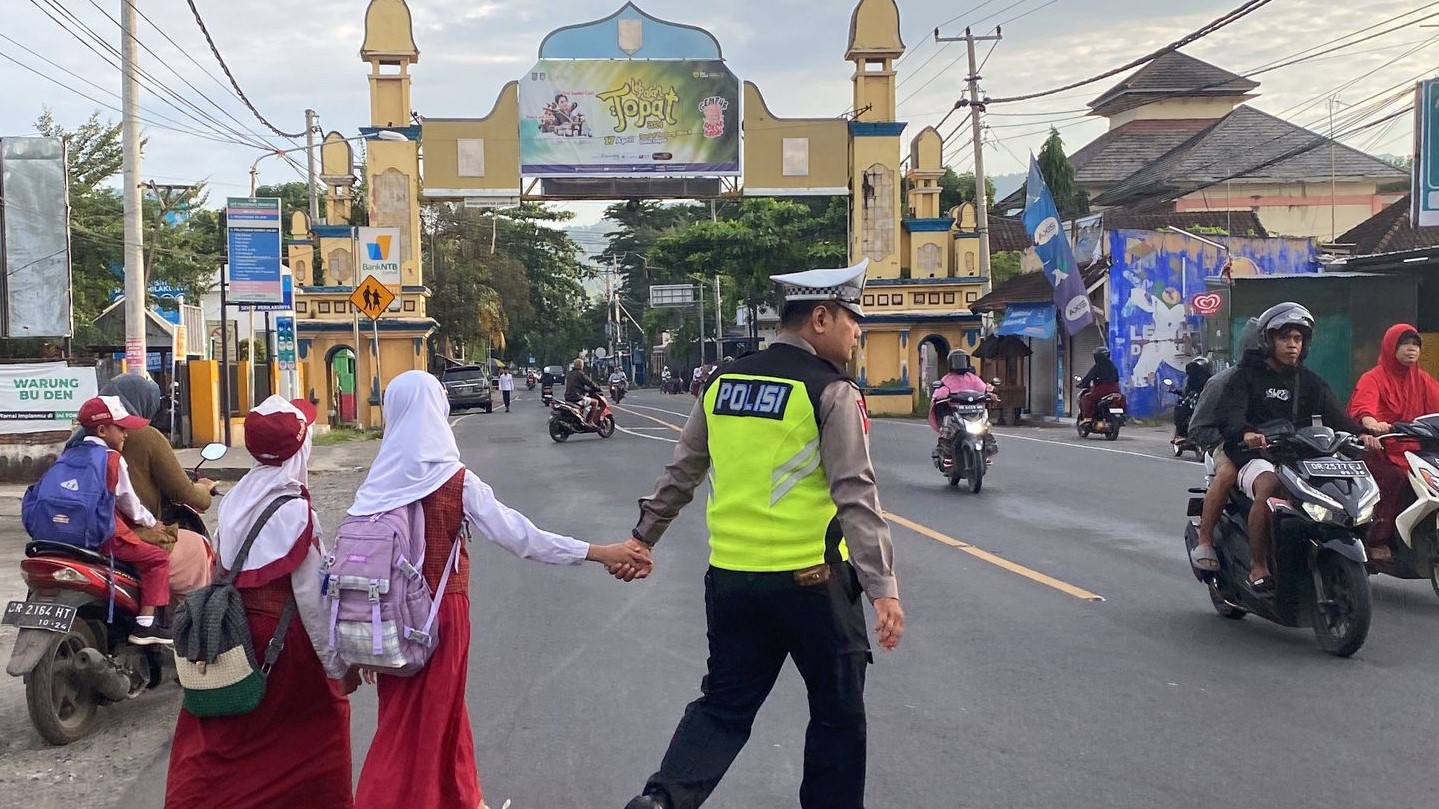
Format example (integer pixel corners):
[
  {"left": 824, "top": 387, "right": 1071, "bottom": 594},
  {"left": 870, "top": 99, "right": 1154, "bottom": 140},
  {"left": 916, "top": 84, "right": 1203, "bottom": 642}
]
[
  {"left": 1022, "top": 157, "right": 1095, "bottom": 336},
  {"left": 1414, "top": 79, "right": 1439, "bottom": 228},
  {"left": 0, "top": 137, "right": 73, "bottom": 337},
  {"left": 274, "top": 315, "right": 297, "bottom": 371},
  {"left": 226, "top": 198, "right": 283, "bottom": 304}
]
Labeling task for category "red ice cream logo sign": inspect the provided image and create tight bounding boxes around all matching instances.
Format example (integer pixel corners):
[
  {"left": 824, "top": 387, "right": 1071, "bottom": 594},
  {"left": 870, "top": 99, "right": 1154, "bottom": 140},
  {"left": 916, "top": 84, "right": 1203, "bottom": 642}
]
[
  {"left": 1190, "top": 293, "right": 1223, "bottom": 316},
  {"left": 699, "top": 96, "right": 729, "bottom": 139}
]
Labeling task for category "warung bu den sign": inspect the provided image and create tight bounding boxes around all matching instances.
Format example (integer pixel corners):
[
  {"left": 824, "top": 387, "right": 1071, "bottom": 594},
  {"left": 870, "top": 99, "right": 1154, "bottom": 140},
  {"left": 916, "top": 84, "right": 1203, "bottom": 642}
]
[
  {"left": 0, "top": 363, "right": 97, "bottom": 434},
  {"left": 520, "top": 59, "right": 740, "bottom": 177}
]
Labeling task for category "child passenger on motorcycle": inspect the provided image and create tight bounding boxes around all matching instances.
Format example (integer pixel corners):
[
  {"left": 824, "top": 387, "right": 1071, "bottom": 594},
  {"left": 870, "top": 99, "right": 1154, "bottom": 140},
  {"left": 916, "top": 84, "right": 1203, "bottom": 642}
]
[
  {"left": 1348, "top": 324, "right": 1439, "bottom": 561},
  {"left": 77, "top": 396, "right": 172, "bottom": 646},
  {"left": 929, "top": 350, "right": 998, "bottom": 457}
]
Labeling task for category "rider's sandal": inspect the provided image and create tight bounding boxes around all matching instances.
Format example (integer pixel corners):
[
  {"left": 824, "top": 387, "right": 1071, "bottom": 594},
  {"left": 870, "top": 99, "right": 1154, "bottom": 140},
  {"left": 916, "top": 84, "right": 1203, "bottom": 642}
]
[
  {"left": 1247, "top": 576, "right": 1276, "bottom": 594},
  {"left": 1189, "top": 545, "right": 1220, "bottom": 572}
]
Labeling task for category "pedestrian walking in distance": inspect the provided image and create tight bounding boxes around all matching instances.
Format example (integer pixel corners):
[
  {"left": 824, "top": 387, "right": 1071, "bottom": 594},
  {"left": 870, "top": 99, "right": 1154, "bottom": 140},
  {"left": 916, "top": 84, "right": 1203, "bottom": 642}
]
[
  {"left": 498, "top": 367, "right": 515, "bottom": 412},
  {"left": 615, "top": 258, "right": 904, "bottom": 809}
]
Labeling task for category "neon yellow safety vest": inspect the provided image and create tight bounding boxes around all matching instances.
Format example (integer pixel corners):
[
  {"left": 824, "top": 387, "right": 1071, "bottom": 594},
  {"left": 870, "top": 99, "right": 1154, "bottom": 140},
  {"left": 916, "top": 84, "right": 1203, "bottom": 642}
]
[{"left": 702, "top": 345, "right": 850, "bottom": 572}]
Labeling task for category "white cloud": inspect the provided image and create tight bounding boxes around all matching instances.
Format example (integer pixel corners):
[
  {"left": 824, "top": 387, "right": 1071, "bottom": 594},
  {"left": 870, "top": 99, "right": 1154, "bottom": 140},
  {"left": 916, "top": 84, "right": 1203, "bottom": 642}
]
[{"left": 0, "top": 0, "right": 1427, "bottom": 199}]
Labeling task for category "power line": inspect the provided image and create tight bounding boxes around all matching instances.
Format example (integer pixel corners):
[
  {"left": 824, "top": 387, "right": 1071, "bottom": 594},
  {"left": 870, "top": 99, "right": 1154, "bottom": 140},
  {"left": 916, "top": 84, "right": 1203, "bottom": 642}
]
[
  {"left": 24, "top": 0, "right": 274, "bottom": 150},
  {"left": 182, "top": 0, "right": 307, "bottom": 139},
  {"left": 82, "top": 0, "right": 293, "bottom": 152},
  {"left": 986, "top": 0, "right": 1279, "bottom": 104},
  {"left": 996, "top": 0, "right": 1062, "bottom": 28}
]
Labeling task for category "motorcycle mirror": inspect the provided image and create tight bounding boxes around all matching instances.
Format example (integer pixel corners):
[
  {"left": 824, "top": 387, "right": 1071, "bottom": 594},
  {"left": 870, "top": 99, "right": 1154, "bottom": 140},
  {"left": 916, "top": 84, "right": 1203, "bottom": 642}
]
[
  {"left": 991, "top": 378, "right": 1001, "bottom": 386},
  {"left": 1072, "top": 375, "right": 1082, "bottom": 383},
  {"left": 930, "top": 381, "right": 943, "bottom": 391},
  {"left": 199, "top": 443, "right": 228, "bottom": 463}
]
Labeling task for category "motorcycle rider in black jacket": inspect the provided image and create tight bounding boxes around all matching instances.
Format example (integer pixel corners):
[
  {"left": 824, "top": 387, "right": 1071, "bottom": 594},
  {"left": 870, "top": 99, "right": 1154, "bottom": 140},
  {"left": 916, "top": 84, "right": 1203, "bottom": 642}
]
[{"left": 1203, "top": 303, "right": 1378, "bottom": 590}]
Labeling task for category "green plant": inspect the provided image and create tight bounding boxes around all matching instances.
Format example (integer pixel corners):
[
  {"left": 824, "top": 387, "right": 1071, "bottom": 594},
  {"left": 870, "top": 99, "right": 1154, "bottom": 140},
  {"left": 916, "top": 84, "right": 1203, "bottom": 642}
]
[{"left": 313, "top": 427, "right": 382, "bottom": 446}]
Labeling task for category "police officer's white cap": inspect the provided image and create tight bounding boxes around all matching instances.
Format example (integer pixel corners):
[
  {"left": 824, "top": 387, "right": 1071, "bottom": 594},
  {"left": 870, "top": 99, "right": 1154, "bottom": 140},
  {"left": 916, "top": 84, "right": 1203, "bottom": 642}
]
[{"left": 771, "top": 258, "right": 869, "bottom": 319}]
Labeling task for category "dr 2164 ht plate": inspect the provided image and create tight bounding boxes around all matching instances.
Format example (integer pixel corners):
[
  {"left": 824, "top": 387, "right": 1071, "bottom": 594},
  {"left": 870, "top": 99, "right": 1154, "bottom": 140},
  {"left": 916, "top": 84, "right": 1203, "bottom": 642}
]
[{"left": 2, "top": 601, "right": 76, "bottom": 633}]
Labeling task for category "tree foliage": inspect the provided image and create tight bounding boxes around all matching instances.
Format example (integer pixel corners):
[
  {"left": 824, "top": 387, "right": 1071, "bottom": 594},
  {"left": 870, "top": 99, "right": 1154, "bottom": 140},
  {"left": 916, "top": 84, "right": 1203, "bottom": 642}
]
[
  {"left": 1037, "top": 128, "right": 1088, "bottom": 219},
  {"left": 422, "top": 202, "right": 597, "bottom": 365},
  {"left": 595, "top": 197, "right": 847, "bottom": 366},
  {"left": 18, "top": 110, "right": 219, "bottom": 355},
  {"left": 938, "top": 168, "right": 997, "bottom": 213}
]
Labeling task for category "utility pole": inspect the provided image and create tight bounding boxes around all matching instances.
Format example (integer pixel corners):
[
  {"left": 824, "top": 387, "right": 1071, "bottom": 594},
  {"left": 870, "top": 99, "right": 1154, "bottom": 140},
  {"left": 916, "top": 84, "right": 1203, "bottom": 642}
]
[
  {"left": 121, "top": 0, "right": 147, "bottom": 376},
  {"left": 305, "top": 109, "right": 321, "bottom": 225},
  {"left": 1328, "top": 96, "right": 1346, "bottom": 243},
  {"left": 937, "top": 26, "right": 1001, "bottom": 290}
]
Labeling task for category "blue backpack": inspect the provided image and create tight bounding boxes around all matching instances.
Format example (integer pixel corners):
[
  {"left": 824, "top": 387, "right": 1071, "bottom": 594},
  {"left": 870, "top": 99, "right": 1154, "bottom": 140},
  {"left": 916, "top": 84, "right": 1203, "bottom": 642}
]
[{"left": 21, "top": 442, "right": 116, "bottom": 550}]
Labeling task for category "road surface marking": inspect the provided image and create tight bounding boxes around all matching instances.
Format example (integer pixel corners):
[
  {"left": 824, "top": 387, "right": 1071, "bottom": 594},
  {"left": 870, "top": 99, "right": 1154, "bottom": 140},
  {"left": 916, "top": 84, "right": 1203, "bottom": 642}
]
[
  {"left": 618, "top": 404, "right": 1103, "bottom": 601},
  {"left": 873, "top": 418, "right": 1177, "bottom": 463},
  {"left": 616, "top": 405, "right": 685, "bottom": 433},
  {"left": 884, "top": 513, "right": 1104, "bottom": 602},
  {"left": 621, "top": 402, "right": 696, "bottom": 420},
  {"left": 449, "top": 414, "right": 471, "bottom": 427}
]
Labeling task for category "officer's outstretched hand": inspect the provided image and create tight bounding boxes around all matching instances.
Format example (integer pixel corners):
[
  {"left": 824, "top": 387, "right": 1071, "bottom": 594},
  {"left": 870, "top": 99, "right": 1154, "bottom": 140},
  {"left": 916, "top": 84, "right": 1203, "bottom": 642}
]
[
  {"left": 603, "top": 538, "right": 655, "bottom": 582},
  {"left": 588, "top": 540, "right": 652, "bottom": 581},
  {"left": 873, "top": 597, "right": 904, "bottom": 651}
]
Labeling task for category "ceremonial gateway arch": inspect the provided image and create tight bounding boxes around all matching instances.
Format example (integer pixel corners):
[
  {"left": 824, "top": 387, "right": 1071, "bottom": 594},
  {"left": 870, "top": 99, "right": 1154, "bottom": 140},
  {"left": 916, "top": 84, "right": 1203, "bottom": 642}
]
[{"left": 290, "top": 0, "right": 989, "bottom": 425}]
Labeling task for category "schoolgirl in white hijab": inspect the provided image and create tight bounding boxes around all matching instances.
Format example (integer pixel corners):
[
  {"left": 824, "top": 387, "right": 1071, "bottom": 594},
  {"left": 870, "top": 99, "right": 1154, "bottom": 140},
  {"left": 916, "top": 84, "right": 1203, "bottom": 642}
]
[{"left": 215, "top": 395, "right": 345, "bottom": 676}]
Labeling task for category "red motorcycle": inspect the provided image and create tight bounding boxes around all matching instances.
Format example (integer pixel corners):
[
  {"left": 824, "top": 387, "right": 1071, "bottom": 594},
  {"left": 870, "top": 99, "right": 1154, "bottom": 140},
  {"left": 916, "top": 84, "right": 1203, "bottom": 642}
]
[
  {"left": 547, "top": 392, "right": 616, "bottom": 442},
  {"left": 4, "top": 443, "right": 226, "bottom": 744}
]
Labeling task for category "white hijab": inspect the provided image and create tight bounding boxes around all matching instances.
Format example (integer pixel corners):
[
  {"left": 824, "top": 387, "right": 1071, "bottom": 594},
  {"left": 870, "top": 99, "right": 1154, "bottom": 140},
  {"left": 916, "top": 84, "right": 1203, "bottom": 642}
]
[
  {"left": 348, "top": 370, "right": 464, "bottom": 516},
  {"left": 217, "top": 397, "right": 315, "bottom": 576}
]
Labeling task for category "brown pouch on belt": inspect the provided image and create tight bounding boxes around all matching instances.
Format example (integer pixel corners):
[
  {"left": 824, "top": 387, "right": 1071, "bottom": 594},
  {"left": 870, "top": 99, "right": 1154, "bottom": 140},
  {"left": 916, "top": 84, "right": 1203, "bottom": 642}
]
[{"left": 792, "top": 563, "right": 831, "bottom": 587}]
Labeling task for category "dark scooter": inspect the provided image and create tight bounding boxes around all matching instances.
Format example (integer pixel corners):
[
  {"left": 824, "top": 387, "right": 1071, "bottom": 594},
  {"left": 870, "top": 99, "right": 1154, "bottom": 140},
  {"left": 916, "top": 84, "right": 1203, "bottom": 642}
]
[
  {"left": 1074, "top": 376, "right": 1126, "bottom": 441},
  {"left": 1164, "top": 378, "right": 1202, "bottom": 459},
  {"left": 4, "top": 443, "right": 227, "bottom": 744},
  {"left": 1182, "top": 422, "right": 1377, "bottom": 656},
  {"left": 931, "top": 387, "right": 997, "bottom": 494}
]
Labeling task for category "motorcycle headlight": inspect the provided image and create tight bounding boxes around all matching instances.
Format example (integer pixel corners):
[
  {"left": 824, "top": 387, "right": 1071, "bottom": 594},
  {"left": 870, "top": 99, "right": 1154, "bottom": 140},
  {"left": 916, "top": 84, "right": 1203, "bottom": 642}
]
[
  {"left": 964, "top": 419, "right": 988, "bottom": 435},
  {"left": 1353, "top": 502, "right": 1375, "bottom": 526},
  {"left": 1302, "top": 501, "right": 1333, "bottom": 523}
]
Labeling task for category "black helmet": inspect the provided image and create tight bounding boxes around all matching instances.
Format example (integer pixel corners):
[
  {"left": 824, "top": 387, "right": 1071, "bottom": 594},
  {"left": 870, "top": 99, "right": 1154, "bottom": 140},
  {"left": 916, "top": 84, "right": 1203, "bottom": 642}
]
[
  {"left": 1238, "top": 316, "right": 1261, "bottom": 354},
  {"left": 946, "top": 350, "right": 972, "bottom": 374},
  {"left": 1093, "top": 345, "right": 1111, "bottom": 359},
  {"left": 1256, "top": 302, "right": 1314, "bottom": 359},
  {"left": 1189, "top": 356, "right": 1211, "bottom": 369}
]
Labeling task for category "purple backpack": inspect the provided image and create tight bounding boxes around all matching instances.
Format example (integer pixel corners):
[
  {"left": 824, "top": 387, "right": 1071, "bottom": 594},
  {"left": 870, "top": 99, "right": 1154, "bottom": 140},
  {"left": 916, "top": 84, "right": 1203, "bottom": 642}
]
[{"left": 322, "top": 503, "right": 463, "bottom": 676}]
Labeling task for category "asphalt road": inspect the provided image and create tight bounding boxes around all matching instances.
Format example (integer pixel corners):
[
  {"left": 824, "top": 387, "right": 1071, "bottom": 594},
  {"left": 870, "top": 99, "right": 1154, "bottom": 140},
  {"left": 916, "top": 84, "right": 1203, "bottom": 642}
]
[{"left": 81, "top": 389, "right": 1439, "bottom": 807}]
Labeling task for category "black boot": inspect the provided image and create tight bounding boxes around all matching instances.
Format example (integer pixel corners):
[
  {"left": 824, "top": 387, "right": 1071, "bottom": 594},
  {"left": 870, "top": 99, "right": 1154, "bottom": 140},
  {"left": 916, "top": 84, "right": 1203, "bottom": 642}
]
[{"left": 624, "top": 797, "right": 666, "bottom": 809}]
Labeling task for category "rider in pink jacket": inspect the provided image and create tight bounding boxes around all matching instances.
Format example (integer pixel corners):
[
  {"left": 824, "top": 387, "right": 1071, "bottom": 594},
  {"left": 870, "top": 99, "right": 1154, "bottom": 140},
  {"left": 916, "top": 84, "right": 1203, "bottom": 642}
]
[{"left": 928, "top": 351, "right": 993, "bottom": 431}]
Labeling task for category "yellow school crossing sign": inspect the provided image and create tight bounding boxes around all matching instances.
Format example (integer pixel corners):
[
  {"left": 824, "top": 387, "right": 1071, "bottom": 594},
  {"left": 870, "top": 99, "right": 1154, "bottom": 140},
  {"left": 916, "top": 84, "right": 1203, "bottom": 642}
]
[{"left": 350, "top": 274, "right": 396, "bottom": 320}]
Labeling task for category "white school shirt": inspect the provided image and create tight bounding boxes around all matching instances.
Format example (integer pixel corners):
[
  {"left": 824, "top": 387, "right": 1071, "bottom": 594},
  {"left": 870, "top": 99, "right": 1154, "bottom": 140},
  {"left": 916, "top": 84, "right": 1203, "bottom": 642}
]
[
  {"left": 498, "top": 373, "right": 515, "bottom": 392},
  {"left": 83, "top": 436, "right": 156, "bottom": 528}
]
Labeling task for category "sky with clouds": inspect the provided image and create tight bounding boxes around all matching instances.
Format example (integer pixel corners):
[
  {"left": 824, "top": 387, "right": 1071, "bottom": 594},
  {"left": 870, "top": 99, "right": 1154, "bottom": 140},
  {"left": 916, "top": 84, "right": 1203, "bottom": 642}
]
[{"left": 1, "top": 0, "right": 1433, "bottom": 227}]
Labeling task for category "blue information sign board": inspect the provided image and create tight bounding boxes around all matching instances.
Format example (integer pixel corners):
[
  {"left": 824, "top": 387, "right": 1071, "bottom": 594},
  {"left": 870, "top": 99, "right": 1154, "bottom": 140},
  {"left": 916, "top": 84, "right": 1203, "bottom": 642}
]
[{"left": 226, "top": 198, "right": 284, "bottom": 304}]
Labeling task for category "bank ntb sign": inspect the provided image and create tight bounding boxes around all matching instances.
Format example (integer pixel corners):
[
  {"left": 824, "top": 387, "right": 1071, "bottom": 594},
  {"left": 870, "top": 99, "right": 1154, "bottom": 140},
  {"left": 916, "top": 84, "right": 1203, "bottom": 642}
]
[
  {"left": 1414, "top": 80, "right": 1439, "bottom": 228},
  {"left": 357, "top": 227, "right": 402, "bottom": 287}
]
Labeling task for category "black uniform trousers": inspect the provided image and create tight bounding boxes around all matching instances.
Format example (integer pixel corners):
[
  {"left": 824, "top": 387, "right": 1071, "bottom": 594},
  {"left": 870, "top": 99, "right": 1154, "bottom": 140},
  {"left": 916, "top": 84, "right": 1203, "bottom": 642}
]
[{"left": 643, "top": 561, "right": 871, "bottom": 809}]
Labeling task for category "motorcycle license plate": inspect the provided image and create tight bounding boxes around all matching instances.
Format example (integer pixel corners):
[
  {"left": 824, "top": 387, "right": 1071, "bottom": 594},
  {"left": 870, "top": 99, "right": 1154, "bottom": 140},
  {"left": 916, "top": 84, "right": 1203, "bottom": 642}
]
[
  {"left": 2, "top": 601, "right": 76, "bottom": 633},
  {"left": 956, "top": 404, "right": 986, "bottom": 414},
  {"left": 1301, "top": 459, "right": 1370, "bottom": 478},
  {"left": 1109, "top": 408, "right": 1124, "bottom": 415}
]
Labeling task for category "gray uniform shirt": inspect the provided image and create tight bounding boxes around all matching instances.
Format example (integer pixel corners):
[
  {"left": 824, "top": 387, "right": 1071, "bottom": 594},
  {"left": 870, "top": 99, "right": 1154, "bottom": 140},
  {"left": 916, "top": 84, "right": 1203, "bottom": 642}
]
[{"left": 634, "top": 333, "right": 899, "bottom": 602}]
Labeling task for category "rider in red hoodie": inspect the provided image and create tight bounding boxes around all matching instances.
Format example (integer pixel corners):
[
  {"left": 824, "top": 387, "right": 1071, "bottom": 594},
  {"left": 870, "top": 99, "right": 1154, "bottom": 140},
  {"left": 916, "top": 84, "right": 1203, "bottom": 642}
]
[{"left": 1348, "top": 324, "right": 1439, "bottom": 559}]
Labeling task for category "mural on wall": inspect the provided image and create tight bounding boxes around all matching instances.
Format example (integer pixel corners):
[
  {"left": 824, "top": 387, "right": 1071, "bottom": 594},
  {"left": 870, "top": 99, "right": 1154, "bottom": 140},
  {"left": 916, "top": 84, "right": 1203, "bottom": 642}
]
[{"left": 1108, "top": 230, "right": 1317, "bottom": 417}]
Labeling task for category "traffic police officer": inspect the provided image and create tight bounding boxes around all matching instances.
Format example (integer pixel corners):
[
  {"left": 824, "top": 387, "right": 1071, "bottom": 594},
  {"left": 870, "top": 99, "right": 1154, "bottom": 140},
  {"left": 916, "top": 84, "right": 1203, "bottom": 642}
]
[{"left": 620, "top": 258, "right": 904, "bottom": 809}]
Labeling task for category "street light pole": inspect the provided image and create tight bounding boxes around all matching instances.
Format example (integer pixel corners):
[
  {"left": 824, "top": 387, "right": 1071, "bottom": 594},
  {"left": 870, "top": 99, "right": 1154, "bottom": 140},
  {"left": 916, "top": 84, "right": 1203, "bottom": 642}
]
[{"left": 305, "top": 109, "right": 321, "bottom": 224}]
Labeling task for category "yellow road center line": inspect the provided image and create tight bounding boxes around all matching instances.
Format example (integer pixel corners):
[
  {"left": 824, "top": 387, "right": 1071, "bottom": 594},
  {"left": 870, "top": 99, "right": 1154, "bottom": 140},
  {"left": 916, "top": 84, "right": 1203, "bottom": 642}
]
[
  {"left": 885, "top": 513, "right": 1104, "bottom": 602},
  {"left": 618, "top": 402, "right": 1102, "bottom": 602},
  {"left": 617, "top": 405, "right": 684, "bottom": 433}
]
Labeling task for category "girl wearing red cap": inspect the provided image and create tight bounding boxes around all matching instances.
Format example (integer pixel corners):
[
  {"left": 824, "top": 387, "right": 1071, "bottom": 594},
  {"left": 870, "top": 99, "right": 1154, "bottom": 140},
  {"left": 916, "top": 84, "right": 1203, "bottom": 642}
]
[
  {"left": 350, "top": 371, "right": 648, "bottom": 809},
  {"left": 1349, "top": 324, "right": 1439, "bottom": 559},
  {"left": 166, "top": 396, "right": 358, "bottom": 809}
]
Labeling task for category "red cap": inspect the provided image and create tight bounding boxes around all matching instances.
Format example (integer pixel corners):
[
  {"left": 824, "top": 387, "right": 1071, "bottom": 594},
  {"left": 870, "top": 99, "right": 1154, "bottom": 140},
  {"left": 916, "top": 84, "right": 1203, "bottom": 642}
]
[
  {"left": 78, "top": 396, "right": 149, "bottom": 430},
  {"left": 244, "top": 397, "right": 317, "bottom": 466}
]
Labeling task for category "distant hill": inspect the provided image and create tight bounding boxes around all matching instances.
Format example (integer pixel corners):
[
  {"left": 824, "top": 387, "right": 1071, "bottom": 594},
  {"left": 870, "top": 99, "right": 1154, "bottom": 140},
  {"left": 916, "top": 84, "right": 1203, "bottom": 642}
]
[{"left": 991, "top": 172, "right": 1025, "bottom": 202}]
